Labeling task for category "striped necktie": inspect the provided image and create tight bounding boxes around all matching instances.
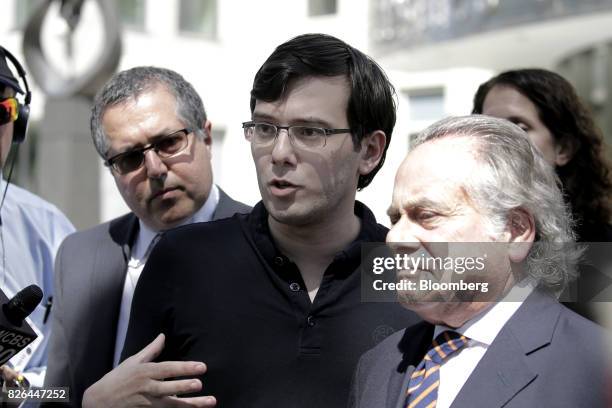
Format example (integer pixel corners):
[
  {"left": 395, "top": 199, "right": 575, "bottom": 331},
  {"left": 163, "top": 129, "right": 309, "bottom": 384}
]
[{"left": 404, "top": 330, "right": 469, "bottom": 408}]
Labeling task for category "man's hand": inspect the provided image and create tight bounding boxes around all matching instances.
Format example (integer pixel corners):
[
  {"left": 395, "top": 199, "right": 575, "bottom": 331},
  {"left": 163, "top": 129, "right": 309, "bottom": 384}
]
[
  {"left": 0, "top": 365, "right": 21, "bottom": 384},
  {"left": 82, "top": 333, "right": 216, "bottom": 408}
]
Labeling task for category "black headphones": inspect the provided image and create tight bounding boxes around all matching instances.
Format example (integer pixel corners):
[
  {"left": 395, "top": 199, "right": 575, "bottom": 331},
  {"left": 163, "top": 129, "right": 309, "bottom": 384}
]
[{"left": 1, "top": 46, "right": 31, "bottom": 144}]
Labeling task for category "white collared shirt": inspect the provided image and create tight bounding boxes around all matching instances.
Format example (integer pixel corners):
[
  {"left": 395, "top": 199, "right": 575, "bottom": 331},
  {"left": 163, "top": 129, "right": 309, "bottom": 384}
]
[
  {"left": 434, "top": 280, "right": 535, "bottom": 408},
  {"left": 112, "top": 184, "right": 220, "bottom": 366}
]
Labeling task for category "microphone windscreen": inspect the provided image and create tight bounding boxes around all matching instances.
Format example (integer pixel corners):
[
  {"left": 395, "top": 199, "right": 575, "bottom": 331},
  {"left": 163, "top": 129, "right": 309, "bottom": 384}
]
[{"left": 3, "top": 285, "right": 43, "bottom": 325}]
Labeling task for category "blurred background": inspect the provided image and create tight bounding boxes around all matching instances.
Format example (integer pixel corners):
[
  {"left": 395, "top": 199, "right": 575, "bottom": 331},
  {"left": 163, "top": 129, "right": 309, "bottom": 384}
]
[{"left": 2, "top": 0, "right": 612, "bottom": 229}]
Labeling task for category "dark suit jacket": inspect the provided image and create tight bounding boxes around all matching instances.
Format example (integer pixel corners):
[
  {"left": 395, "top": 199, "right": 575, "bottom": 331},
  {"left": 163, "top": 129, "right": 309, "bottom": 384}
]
[
  {"left": 44, "top": 187, "right": 250, "bottom": 407},
  {"left": 349, "top": 291, "right": 607, "bottom": 408}
]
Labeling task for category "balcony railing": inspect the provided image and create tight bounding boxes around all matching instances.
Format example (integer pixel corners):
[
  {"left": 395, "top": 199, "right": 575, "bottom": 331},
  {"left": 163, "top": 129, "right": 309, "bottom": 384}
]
[{"left": 371, "top": 0, "right": 612, "bottom": 51}]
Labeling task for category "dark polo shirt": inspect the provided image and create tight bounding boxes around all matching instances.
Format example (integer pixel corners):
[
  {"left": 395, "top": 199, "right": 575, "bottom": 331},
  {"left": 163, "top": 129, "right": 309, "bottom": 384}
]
[{"left": 123, "top": 201, "right": 419, "bottom": 408}]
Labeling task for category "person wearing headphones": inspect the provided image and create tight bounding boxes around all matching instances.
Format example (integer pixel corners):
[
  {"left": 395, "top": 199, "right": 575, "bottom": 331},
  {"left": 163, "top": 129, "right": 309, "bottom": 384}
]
[{"left": 0, "top": 45, "right": 74, "bottom": 391}]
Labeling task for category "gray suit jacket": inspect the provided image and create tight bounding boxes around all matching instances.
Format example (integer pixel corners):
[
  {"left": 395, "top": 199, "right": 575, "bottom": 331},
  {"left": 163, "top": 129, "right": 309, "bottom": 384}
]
[
  {"left": 44, "top": 187, "right": 250, "bottom": 407},
  {"left": 349, "top": 291, "right": 607, "bottom": 408}
]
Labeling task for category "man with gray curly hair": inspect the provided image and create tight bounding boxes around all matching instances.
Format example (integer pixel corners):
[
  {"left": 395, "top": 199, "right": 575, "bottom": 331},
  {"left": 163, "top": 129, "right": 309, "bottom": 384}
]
[
  {"left": 350, "top": 115, "right": 605, "bottom": 408},
  {"left": 44, "top": 66, "right": 249, "bottom": 407}
]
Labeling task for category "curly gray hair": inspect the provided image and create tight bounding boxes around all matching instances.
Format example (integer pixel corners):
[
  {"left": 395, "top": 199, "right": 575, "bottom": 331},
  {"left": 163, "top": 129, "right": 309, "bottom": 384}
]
[{"left": 413, "top": 115, "right": 579, "bottom": 291}]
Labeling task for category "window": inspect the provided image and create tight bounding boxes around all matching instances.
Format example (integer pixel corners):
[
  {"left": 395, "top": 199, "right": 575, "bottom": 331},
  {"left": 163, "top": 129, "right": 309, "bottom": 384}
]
[
  {"left": 179, "top": 0, "right": 217, "bottom": 39},
  {"left": 118, "top": 0, "right": 146, "bottom": 30},
  {"left": 405, "top": 88, "right": 445, "bottom": 121},
  {"left": 15, "top": 0, "right": 44, "bottom": 29},
  {"left": 308, "top": 0, "right": 337, "bottom": 16},
  {"left": 404, "top": 88, "right": 445, "bottom": 150}
]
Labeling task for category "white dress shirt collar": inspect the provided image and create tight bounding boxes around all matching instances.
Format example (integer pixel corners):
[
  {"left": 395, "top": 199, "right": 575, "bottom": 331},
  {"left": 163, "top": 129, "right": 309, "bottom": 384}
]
[
  {"left": 434, "top": 278, "right": 536, "bottom": 347},
  {"left": 132, "top": 184, "right": 220, "bottom": 261}
]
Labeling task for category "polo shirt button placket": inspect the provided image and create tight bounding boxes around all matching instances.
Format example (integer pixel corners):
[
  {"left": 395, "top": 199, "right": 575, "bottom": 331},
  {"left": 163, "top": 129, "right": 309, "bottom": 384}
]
[{"left": 274, "top": 256, "right": 285, "bottom": 267}]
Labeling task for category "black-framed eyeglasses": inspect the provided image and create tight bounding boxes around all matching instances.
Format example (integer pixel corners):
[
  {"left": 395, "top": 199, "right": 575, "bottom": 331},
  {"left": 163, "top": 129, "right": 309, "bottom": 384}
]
[
  {"left": 242, "top": 121, "right": 351, "bottom": 149},
  {"left": 105, "top": 128, "right": 193, "bottom": 175}
]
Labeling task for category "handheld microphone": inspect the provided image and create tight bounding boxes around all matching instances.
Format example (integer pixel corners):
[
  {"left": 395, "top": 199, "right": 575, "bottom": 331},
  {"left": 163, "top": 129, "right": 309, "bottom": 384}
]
[{"left": 0, "top": 285, "right": 41, "bottom": 366}]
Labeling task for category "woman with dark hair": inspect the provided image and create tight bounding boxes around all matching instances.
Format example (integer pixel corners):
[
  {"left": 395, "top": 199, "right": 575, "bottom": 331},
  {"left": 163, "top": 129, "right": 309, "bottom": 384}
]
[
  {"left": 473, "top": 68, "right": 612, "bottom": 242},
  {"left": 473, "top": 69, "right": 612, "bottom": 321}
]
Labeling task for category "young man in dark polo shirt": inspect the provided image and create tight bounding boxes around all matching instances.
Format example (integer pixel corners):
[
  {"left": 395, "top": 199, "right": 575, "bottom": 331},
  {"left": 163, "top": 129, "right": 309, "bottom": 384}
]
[{"left": 83, "top": 33, "right": 419, "bottom": 408}]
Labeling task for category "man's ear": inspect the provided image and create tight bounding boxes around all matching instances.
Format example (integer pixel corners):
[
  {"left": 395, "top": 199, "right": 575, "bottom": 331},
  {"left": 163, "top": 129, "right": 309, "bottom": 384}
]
[
  {"left": 202, "top": 120, "right": 213, "bottom": 146},
  {"left": 358, "top": 130, "right": 386, "bottom": 176},
  {"left": 507, "top": 208, "right": 536, "bottom": 263}
]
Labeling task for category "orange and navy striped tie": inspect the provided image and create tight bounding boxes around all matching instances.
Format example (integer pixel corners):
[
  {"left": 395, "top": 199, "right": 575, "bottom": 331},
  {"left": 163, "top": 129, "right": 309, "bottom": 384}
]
[{"left": 404, "top": 331, "right": 468, "bottom": 408}]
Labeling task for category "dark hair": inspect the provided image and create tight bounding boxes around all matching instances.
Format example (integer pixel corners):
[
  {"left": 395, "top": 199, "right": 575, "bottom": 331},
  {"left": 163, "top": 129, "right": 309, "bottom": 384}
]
[
  {"left": 249, "top": 33, "right": 396, "bottom": 189},
  {"left": 473, "top": 68, "right": 612, "bottom": 239}
]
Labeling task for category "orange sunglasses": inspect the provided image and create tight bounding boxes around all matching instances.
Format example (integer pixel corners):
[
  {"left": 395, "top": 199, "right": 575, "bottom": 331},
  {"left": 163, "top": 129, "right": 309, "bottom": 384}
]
[{"left": 0, "top": 98, "right": 19, "bottom": 126}]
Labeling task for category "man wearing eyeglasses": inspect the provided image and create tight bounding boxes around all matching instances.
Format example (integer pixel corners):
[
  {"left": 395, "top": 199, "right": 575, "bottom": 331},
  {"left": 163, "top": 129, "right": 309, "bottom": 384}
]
[
  {"left": 0, "top": 46, "right": 75, "bottom": 393},
  {"left": 44, "top": 66, "right": 250, "bottom": 407},
  {"left": 82, "top": 34, "right": 419, "bottom": 408}
]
